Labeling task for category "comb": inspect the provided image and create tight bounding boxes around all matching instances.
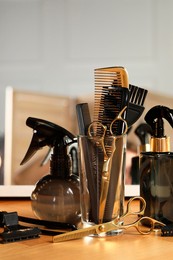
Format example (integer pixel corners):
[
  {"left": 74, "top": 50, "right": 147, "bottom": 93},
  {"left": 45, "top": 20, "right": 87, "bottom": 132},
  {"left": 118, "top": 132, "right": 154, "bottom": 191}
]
[
  {"left": 93, "top": 67, "right": 129, "bottom": 223},
  {"left": 126, "top": 84, "right": 148, "bottom": 128},
  {"left": 94, "top": 67, "right": 129, "bottom": 135},
  {"left": 18, "top": 215, "right": 77, "bottom": 231}
]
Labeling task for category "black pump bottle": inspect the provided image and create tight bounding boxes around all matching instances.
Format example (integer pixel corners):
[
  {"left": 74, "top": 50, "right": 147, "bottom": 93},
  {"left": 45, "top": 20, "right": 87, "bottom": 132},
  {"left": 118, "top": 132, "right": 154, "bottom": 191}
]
[
  {"left": 140, "top": 105, "right": 173, "bottom": 224},
  {"left": 21, "top": 117, "right": 80, "bottom": 225}
]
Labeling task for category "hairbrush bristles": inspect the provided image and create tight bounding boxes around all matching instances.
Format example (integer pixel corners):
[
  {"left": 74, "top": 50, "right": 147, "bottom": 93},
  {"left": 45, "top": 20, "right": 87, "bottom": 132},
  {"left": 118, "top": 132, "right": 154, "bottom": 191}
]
[
  {"left": 126, "top": 84, "right": 148, "bottom": 127},
  {"left": 129, "top": 84, "right": 148, "bottom": 106}
]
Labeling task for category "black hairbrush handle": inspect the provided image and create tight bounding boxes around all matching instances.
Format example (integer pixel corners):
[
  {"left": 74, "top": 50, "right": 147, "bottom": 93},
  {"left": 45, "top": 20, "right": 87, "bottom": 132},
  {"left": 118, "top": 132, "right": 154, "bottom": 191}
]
[{"left": 126, "top": 103, "right": 145, "bottom": 128}]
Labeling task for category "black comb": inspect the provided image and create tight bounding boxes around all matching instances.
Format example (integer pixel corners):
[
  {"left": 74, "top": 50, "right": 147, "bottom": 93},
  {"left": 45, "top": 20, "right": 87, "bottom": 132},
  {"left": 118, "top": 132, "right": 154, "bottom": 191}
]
[{"left": 126, "top": 84, "right": 148, "bottom": 128}]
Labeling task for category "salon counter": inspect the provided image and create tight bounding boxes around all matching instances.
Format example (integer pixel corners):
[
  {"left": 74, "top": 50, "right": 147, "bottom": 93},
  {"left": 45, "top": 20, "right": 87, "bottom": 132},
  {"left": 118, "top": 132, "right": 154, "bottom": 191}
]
[{"left": 0, "top": 198, "right": 173, "bottom": 260}]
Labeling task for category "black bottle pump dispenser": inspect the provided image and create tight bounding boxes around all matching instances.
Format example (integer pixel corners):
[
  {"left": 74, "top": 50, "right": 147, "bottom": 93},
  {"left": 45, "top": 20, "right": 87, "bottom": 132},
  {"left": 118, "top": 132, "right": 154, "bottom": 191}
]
[
  {"left": 21, "top": 117, "right": 80, "bottom": 225},
  {"left": 140, "top": 105, "right": 173, "bottom": 224}
]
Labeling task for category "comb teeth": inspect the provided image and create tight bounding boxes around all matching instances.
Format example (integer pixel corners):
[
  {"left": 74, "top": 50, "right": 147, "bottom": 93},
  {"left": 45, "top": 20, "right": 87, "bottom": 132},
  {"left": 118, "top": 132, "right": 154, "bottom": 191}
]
[
  {"left": 129, "top": 84, "right": 148, "bottom": 106},
  {"left": 95, "top": 66, "right": 129, "bottom": 86},
  {"left": 94, "top": 67, "right": 129, "bottom": 135}
]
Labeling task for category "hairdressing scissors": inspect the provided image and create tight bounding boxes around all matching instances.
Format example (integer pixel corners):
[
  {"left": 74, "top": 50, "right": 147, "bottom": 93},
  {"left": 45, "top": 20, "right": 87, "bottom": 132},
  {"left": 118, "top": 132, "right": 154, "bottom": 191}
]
[
  {"left": 53, "top": 196, "right": 165, "bottom": 243},
  {"left": 87, "top": 106, "right": 128, "bottom": 223}
]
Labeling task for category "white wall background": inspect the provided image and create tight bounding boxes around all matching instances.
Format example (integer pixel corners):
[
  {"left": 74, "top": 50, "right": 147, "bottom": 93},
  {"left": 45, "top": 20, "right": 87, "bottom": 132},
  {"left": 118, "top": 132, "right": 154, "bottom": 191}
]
[{"left": 0, "top": 0, "right": 173, "bottom": 134}]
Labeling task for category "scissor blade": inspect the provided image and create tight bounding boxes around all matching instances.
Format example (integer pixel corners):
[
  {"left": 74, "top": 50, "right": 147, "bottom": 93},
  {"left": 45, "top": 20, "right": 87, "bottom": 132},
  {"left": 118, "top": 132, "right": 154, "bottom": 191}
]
[
  {"left": 99, "top": 177, "right": 110, "bottom": 223},
  {"left": 53, "top": 226, "right": 98, "bottom": 243},
  {"left": 99, "top": 141, "right": 116, "bottom": 223}
]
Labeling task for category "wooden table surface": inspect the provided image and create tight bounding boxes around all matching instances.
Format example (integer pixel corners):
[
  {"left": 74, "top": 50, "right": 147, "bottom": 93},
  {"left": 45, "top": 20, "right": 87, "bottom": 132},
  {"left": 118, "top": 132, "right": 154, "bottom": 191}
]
[{"left": 0, "top": 198, "right": 173, "bottom": 260}]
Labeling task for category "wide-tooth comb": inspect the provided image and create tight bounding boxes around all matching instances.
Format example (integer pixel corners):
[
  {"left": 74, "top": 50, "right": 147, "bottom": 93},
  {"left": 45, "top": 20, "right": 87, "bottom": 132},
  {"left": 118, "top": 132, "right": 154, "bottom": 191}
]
[{"left": 126, "top": 84, "right": 148, "bottom": 128}]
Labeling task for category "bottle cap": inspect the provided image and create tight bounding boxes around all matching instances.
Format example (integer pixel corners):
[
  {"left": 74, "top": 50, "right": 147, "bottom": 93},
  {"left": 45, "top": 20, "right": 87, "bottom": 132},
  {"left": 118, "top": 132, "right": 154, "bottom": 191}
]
[{"left": 150, "top": 136, "right": 170, "bottom": 152}]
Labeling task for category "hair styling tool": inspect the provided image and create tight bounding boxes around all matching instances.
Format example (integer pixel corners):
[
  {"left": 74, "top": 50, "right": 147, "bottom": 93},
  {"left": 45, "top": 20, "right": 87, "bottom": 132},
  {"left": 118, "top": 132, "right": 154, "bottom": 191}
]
[
  {"left": 18, "top": 215, "right": 77, "bottom": 236},
  {"left": 18, "top": 215, "right": 77, "bottom": 231},
  {"left": 20, "top": 117, "right": 80, "bottom": 225},
  {"left": 76, "top": 103, "right": 99, "bottom": 223},
  {"left": 94, "top": 66, "right": 129, "bottom": 134},
  {"left": 93, "top": 67, "right": 129, "bottom": 223},
  {"left": 88, "top": 107, "right": 128, "bottom": 223},
  {"left": 0, "top": 211, "right": 75, "bottom": 239},
  {"left": 0, "top": 211, "right": 41, "bottom": 243},
  {"left": 53, "top": 196, "right": 165, "bottom": 242},
  {"left": 126, "top": 84, "right": 148, "bottom": 128}
]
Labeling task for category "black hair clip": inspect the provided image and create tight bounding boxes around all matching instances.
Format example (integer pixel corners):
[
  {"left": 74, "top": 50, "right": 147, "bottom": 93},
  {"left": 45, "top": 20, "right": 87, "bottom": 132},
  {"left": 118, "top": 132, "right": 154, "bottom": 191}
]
[{"left": 0, "top": 211, "right": 41, "bottom": 243}]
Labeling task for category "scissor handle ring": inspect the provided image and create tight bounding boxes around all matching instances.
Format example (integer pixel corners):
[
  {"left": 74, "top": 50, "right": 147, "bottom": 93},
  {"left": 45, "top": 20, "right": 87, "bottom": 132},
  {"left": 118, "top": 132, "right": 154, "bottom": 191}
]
[
  {"left": 126, "top": 196, "right": 146, "bottom": 216},
  {"left": 110, "top": 118, "right": 128, "bottom": 136},
  {"left": 109, "top": 106, "right": 128, "bottom": 136},
  {"left": 88, "top": 121, "right": 107, "bottom": 138}
]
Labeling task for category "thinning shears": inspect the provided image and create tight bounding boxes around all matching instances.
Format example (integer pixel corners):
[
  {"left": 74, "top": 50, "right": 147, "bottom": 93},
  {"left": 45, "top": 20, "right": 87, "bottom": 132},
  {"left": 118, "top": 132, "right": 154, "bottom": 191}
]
[
  {"left": 87, "top": 106, "right": 128, "bottom": 223},
  {"left": 53, "top": 196, "right": 165, "bottom": 243}
]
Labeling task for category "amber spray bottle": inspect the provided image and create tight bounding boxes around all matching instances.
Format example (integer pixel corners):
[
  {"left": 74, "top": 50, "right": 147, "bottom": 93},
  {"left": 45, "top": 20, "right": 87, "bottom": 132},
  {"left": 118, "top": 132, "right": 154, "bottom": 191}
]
[
  {"left": 140, "top": 105, "right": 173, "bottom": 224},
  {"left": 20, "top": 117, "right": 80, "bottom": 225}
]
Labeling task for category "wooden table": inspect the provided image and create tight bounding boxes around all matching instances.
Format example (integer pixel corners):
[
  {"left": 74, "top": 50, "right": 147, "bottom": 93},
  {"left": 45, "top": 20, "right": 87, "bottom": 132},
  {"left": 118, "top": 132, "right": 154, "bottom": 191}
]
[{"left": 0, "top": 198, "right": 173, "bottom": 260}]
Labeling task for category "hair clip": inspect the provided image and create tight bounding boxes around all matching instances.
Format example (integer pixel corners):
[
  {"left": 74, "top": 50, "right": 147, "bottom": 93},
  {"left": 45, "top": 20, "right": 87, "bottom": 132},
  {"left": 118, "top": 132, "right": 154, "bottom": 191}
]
[{"left": 0, "top": 211, "right": 41, "bottom": 243}]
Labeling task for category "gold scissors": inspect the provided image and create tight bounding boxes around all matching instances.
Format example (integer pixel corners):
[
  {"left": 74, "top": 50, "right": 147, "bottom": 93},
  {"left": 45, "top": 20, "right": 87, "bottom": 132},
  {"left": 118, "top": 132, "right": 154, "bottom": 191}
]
[
  {"left": 53, "top": 196, "right": 165, "bottom": 243},
  {"left": 87, "top": 106, "right": 128, "bottom": 223}
]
